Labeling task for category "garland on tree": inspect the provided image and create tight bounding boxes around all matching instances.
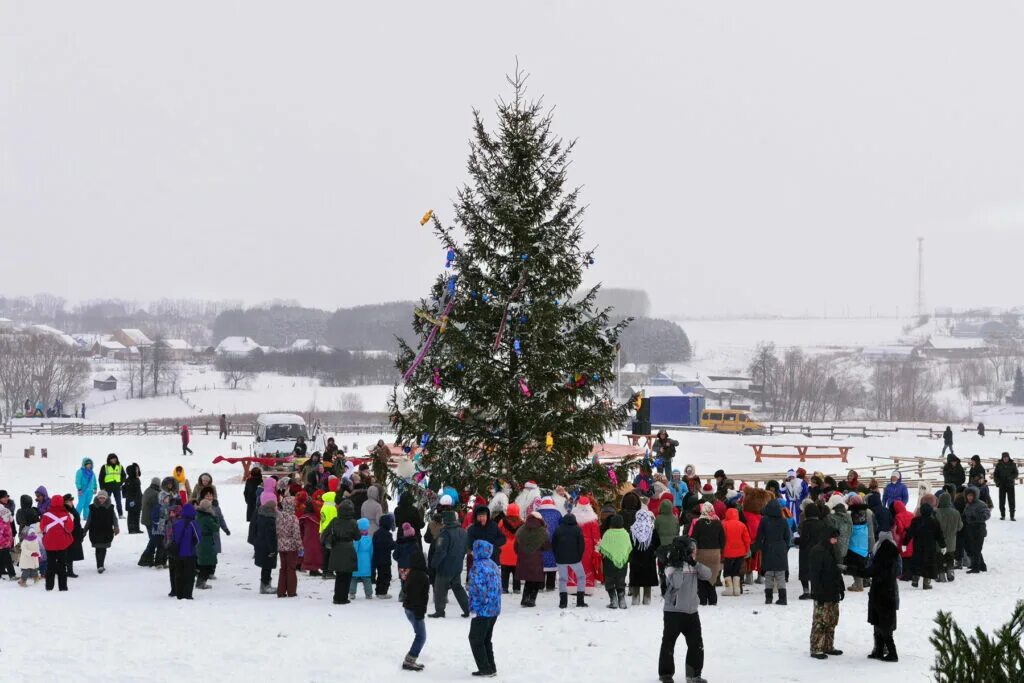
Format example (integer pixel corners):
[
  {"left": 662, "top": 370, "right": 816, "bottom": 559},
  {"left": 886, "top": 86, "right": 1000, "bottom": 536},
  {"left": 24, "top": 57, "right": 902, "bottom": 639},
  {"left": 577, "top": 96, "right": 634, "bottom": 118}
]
[{"left": 389, "top": 68, "right": 636, "bottom": 494}]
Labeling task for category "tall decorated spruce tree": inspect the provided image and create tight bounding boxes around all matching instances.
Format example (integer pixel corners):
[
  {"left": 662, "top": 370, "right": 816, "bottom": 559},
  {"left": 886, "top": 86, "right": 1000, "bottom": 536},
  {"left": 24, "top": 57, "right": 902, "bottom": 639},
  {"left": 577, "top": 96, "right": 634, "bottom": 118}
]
[{"left": 390, "top": 71, "right": 634, "bottom": 494}]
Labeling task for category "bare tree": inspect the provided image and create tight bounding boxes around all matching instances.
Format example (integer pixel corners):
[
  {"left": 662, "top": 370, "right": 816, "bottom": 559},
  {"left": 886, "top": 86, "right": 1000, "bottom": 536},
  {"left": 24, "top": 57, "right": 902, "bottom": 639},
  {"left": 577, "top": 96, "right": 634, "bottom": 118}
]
[
  {"left": 151, "top": 336, "right": 167, "bottom": 396},
  {"left": 0, "top": 335, "right": 88, "bottom": 417},
  {"left": 220, "top": 357, "right": 256, "bottom": 390}
]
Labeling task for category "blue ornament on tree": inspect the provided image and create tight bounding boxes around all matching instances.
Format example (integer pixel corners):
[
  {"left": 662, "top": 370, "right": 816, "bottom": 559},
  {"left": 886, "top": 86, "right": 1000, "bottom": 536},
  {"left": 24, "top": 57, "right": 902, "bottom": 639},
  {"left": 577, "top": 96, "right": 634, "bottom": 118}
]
[
  {"left": 455, "top": 362, "right": 465, "bottom": 371},
  {"left": 519, "top": 314, "right": 527, "bottom": 324},
  {"left": 592, "top": 372, "right": 600, "bottom": 382},
  {"left": 482, "top": 293, "right": 490, "bottom": 302},
  {"left": 445, "top": 249, "right": 455, "bottom": 268},
  {"left": 420, "top": 433, "right": 430, "bottom": 448},
  {"left": 447, "top": 276, "right": 457, "bottom": 296},
  {"left": 513, "top": 339, "right": 521, "bottom": 356},
  {"left": 654, "top": 458, "right": 663, "bottom": 468},
  {"left": 520, "top": 253, "right": 528, "bottom": 261}
]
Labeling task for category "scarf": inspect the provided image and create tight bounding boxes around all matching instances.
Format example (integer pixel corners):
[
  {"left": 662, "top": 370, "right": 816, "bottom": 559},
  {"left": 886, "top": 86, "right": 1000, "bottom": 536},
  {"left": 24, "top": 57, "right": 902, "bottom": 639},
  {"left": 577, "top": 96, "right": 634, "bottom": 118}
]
[
  {"left": 699, "top": 502, "right": 718, "bottom": 521},
  {"left": 598, "top": 528, "right": 632, "bottom": 568},
  {"left": 173, "top": 468, "right": 187, "bottom": 484},
  {"left": 630, "top": 508, "right": 655, "bottom": 551}
]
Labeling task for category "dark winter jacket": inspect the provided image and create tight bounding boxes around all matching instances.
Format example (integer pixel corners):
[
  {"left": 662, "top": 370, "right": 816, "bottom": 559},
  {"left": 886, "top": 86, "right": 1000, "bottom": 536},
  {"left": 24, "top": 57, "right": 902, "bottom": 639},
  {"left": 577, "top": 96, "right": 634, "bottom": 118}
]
[
  {"left": 903, "top": 504, "right": 945, "bottom": 579},
  {"left": 393, "top": 491, "right": 424, "bottom": 538},
  {"left": 514, "top": 515, "right": 551, "bottom": 583},
  {"left": 402, "top": 551, "right": 431, "bottom": 620},
  {"left": 942, "top": 458, "right": 966, "bottom": 488},
  {"left": 85, "top": 499, "right": 119, "bottom": 548},
  {"left": 123, "top": 464, "right": 143, "bottom": 503},
  {"left": 243, "top": 472, "right": 262, "bottom": 523},
  {"left": 466, "top": 506, "right": 506, "bottom": 554},
  {"left": 796, "top": 506, "right": 828, "bottom": 583},
  {"left": 866, "top": 492, "right": 892, "bottom": 533},
  {"left": 253, "top": 501, "right": 278, "bottom": 569},
  {"left": 689, "top": 516, "right": 725, "bottom": 550},
  {"left": 372, "top": 514, "right": 396, "bottom": 570},
  {"left": 964, "top": 488, "right": 991, "bottom": 533},
  {"left": 16, "top": 495, "right": 39, "bottom": 533},
  {"left": 140, "top": 478, "right": 161, "bottom": 529},
  {"left": 809, "top": 535, "right": 845, "bottom": 603},
  {"left": 934, "top": 493, "right": 963, "bottom": 554},
  {"left": 324, "top": 500, "right": 359, "bottom": 573},
  {"left": 752, "top": 499, "right": 792, "bottom": 572},
  {"left": 551, "top": 514, "right": 585, "bottom": 564},
  {"left": 994, "top": 457, "right": 1020, "bottom": 489},
  {"left": 430, "top": 513, "right": 468, "bottom": 578},
  {"left": 942, "top": 427, "right": 953, "bottom": 446},
  {"left": 393, "top": 532, "right": 418, "bottom": 569},
  {"left": 863, "top": 538, "right": 900, "bottom": 631}
]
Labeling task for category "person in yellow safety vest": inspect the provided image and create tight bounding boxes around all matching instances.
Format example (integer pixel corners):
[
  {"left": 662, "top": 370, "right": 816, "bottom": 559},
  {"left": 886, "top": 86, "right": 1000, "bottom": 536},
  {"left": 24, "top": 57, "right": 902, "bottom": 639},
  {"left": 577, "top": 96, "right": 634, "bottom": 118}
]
[
  {"left": 319, "top": 492, "right": 338, "bottom": 578},
  {"left": 98, "top": 453, "right": 126, "bottom": 519}
]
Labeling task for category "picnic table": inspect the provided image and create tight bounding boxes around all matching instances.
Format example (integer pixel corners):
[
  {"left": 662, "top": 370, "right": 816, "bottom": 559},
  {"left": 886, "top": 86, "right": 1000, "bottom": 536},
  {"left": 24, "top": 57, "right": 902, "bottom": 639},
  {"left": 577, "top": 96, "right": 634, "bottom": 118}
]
[
  {"left": 624, "top": 434, "right": 658, "bottom": 450},
  {"left": 747, "top": 443, "right": 852, "bottom": 463}
]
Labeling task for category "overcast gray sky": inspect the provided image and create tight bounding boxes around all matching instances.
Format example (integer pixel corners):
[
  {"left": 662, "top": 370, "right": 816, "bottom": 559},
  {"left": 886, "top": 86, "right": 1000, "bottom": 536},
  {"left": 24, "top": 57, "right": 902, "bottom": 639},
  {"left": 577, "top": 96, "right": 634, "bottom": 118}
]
[{"left": 3, "top": 1, "right": 1023, "bottom": 318}]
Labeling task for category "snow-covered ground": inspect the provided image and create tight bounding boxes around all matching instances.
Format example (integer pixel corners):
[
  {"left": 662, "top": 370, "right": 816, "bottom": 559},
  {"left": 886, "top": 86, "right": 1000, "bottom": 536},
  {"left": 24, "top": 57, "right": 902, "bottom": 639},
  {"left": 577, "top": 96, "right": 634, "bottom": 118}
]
[{"left": 1, "top": 429, "right": 1022, "bottom": 682}]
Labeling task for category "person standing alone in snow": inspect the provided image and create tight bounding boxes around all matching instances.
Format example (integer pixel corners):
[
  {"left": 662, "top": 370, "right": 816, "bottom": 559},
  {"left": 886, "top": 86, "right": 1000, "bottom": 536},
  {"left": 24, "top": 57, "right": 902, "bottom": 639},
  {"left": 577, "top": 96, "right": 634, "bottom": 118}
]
[
  {"left": 181, "top": 424, "right": 193, "bottom": 456},
  {"left": 941, "top": 425, "right": 953, "bottom": 457},
  {"left": 657, "top": 536, "right": 710, "bottom": 683},
  {"left": 467, "top": 539, "right": 502, "bottom": 678},
  {"left": 993, "top": 452, "right": 1019, "bottom": 521}
]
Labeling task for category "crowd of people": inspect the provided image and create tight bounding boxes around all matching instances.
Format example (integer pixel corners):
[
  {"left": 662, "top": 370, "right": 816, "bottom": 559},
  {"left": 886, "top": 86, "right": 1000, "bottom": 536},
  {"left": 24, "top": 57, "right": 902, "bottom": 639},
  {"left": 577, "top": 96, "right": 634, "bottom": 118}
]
[{"left": 0, "top": 441, "right": 1018, "bottom": 683}]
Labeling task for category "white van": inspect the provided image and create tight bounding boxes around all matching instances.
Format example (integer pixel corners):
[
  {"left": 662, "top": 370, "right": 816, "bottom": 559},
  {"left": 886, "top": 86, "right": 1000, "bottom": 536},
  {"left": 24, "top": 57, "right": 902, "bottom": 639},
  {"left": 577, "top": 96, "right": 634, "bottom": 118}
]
[{"left": 253, "top": 413, "right": 308, "bottom": 457}]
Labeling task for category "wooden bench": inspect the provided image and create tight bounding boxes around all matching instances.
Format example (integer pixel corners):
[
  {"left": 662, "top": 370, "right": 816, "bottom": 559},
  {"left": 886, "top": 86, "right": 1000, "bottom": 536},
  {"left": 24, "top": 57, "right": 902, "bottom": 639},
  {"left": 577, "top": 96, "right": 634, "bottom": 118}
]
[
  {"left": 747, "top": 443, "right": 852, "bottom": 463},
  {"left": 624, "top": 434, "right": 658, "bottom": 450}
]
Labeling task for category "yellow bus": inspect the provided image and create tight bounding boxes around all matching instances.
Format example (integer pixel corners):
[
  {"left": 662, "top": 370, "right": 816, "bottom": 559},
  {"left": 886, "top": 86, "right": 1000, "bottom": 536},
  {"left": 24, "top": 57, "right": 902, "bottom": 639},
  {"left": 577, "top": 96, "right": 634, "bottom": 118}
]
[{"left": 700, "top": 409, "right": 764, "bottom": 434}]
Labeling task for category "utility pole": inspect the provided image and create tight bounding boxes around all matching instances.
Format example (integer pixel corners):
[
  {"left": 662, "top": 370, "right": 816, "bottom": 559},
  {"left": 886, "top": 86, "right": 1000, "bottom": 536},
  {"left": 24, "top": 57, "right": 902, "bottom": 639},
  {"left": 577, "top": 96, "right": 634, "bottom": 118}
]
[{"left": 916, "top": 237, "right": 925, "bottom": 319}]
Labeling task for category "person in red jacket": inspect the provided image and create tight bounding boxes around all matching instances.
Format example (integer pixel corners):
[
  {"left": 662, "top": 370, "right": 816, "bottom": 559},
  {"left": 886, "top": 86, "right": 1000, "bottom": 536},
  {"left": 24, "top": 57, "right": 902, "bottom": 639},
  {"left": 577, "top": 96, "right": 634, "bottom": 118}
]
[
  {"left": 721, "top": 507, "right": 752, "bottom": 596},
  {"left": 181, "top": 425, "right": 193, "bottom": 456},
  {"left": 496, "top": 503, "right": 522, "bottom": 593},
  {"left": 41, "top": 494, "right": 74, "bottom": 591},
  {"left": 569, "top": 496, "right": 602, "bottom": 595}
]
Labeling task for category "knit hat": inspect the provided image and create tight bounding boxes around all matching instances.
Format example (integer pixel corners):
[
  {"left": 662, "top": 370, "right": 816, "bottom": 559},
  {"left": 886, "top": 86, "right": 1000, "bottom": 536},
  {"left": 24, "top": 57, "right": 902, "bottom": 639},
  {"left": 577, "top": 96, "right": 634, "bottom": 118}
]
[
  {"left": 439, "top": 494, "right": 454, "bottom": 507},
  {"left": 198, "top": 499, "right": 213, "bottom": 512},
  {"left": 826, "top": 494, "right": 845, "bottom": 511},
  {"left": 578, "top": 496, "right": 590, "bottom": 506},
  {"left": 402, "top": 522, "right": 415, "bottom": 538},
  {"left": 260, "top": 488, "right": 277, "bottom": 506},
  {"left": 713, "top": 469, "right": 725, "bottom": 479},
  {"left": 702, "top": 482, "right": 713, "bottom": 492}
]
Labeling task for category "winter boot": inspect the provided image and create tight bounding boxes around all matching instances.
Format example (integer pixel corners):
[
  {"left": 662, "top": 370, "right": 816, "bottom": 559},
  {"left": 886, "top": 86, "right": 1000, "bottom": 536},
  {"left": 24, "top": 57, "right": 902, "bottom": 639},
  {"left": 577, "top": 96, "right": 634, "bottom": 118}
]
[
  {"left": 643, "top": 586, "right": 652, "bottom": 605},
  {"left": 259, "top": 582, "right": 275, "bottom": 595},
  {"left": 559, "top": 592, "right": 568, "bottom": 609},
  {"left": 618, "top": 589, "right": 627, "bottom": 609},
  {"left": 882, "top": 637, "right": 898, "bottom": 662},
  {"left": 911, "top": 577, "right": 919, "bottom": 588},
  {"left": 754, "top": 574, "right": 765, "bottom": 585},
  {"left": 17, "top": 579, "right": 26, "bottom": 587},
  {"left": 946, "top": 569, "right": 955, "bottom": 582},
  {"left": 630, "top": 586, "right": 640, "bottom": 606},
  {"left": 765, "top": 589, "right": 773, "bottom": 605},
  {"left": 607, "top": 590, "right": 618, "bottom": 609},
  {"left": 195, "top": 579, "right": 210, "bottom": 590},
  {"left": 868, "top": 632, "right": 884, "bottom": 660},
  {"left": 576, "top": 592, "right": 588, "bottom": 608},
  {"left": 402, "top": 655, "right": 424, "bottom": 671},
  {"left": 848, "top": 576, "right": 864, "bottom": 592},
  {"left": 720, "top": 576, "right": 731, "bottom": 595},
  {"left": 775, "top": 589, "right": 787, "bottom": 605},
  {"left": 923, "top": 578, "right": 932, "bottom": 590}
]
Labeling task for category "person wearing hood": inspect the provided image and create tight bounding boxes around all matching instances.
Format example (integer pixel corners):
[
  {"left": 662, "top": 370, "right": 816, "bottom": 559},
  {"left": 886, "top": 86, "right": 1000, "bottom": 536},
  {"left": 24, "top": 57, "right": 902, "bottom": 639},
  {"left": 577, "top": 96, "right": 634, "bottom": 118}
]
[
  {"left": 535, "top": 497, "right": 562, "bottom": 591},
  {"left": 170, "top": 503, "right": 201, "bottom": 599},
  {"left": 372, "top": 513, "right": 397, "bottom": 598},
  {"left": 825, "top": 496, "right": 853, "bottom": 569},
  {"left": 75, "top": 458, "right": 97, "bottom": 520},
  {"left": 721, "top": 507, "right": 751, "bottom": 597},
  {"left": 752, "top": 498, "right": 791, "bottom": 606},
  {"left": 324, "top": 499, "right": 359, "bottom": 604},
  {"left": 866, "top": 491, "right": 891, "bottom": 535},
  {"left": 0, "top": 503, "right": 14, "bottom": 580},
  {"left": 668, "top": 470, "right": 688, "bottom": 508},
  {"left": 495, "top": 503, "right": 522, "bottom": 593},
  {"left": 551, "top": 512, "right": 588, "bottom": 608},
  {"left": 40, "top": 495, "right": 73, "bottom": 591},
  {"left": 808, "top": 528, "right": 845, "bottom": 659},
  {"left": 968, "top": 455, "right": 986, "bottom": 486},
  {"left": 122, "top": 463, "right": 143, "bottom": 533},
  {"left": 98, "top": 453, "right": 126, "bottom": 518},
  {"left": 942, "top": 455, "right": 966, "bottom": 489},
  {"left": 993, "top": 452, "right": 1019, "bottom": 521},
  {"left": 244, "top": 467, "right": 263, "bottom": 523},
  {"left": 655, "top": 498, "right": 680, "bottom": 548},
  {"left": 514, "top": 511, "right": 551, "bottom": 608},
  {"left": 628, "top": 503, "right": 661, "bottom": 605},
  {"left": 149, "top": 477, "right": 178, "bottom": 570},
  {"left": 253, "top": 487, "right": 278, "bottom": 594},
  {"left": 963, "top": 487, "right": 990, "bottom": 573},
  {"left": 137, "top": 477, "right": 162, "bottom": 565},
  {"left": 890, "top": 500, "right": 914, "bottom": 566},
  {"left": 795, "top": 502, "right": 827, "bottom": 600},
  {"left": 859, "top": 531, "right": 901, "bottom": 662},
  {"left": 941, "top": 425, "right": 953, "bottom": 456},
  {"left": 933, "top": 493, "right": 962, "bottom": 583},
  {"left": 361, "top": 484, "right": 384, "bottom": 535},
  {"left": 349, "top": 518, "right": 374, "bottom": 599},
  {"left": 34, "top": 486, "right": 51, "bottom": 518},
  {"left": 429, "top": 509, "right": 470, "bottom": 617},
  {"left": 402, "top": 549, "right": 431, "bottom": 671},
  {"left": 275, "top": 496, "right": 301, "bottom": 597},
  {"left": 785, "top": 469, "right": 809, "bottom": 523},
  {"left": 845, "top": 495, "right": 875, "bottom": 592},
  {"left": 394, "top": 490, "right": 425, "bottom": 542},
  {"left": 172, "top": 466, "right": 192, "bottom": 505},
  {"left": 18, "top": 523, "right": 42, "bottom": 586},
  {"left": 16, "top": 494, "right": 40, "bottom": 536},
  {"left": 902, "top": 502, "right": 944, "bottom": 589},
  {"left": 190, "top": 473, "right": 218, "bottom": 504},
  {"left": 658, "top": 535, "right": 711, "bottom": 683},
  {"left": 467, "top": 505, "right": 506, "bottom": 578},
  {"left": 598, "top": 514, "right": 632, "bottom": 609},
  {"left": 633, "top": 465, "right": 655, "bottom": 498},
  {"left": 467, "top": 539, "right": 502, "bottom": 677},
  {"left": 84, "top": 489, "right": 119, "bottom": 573},
  {"left": 879, "top": 470, "right": 907, "bottom": 511},
  {"left": 297, "top": 491, "right": 323, "bottom": 577}
]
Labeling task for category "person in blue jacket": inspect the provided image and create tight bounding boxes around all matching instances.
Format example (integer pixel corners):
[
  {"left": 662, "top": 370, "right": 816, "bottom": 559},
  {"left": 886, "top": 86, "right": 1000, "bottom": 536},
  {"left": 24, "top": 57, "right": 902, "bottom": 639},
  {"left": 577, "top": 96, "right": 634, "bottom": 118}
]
[
  {"left": 75, "top": 458, "right": 97, "bottom": 521},
  {"left": 467, "top": 539, "right": 502, "bottom": 677},
  {"left": 669, "top": 471, "right": 688, "bottom": 508},
  {"left": 350, "top": 518, "right": 374, "bottom": 599},
  {"left": 882, "top": 471, "right": 908, "bottom": 509}
]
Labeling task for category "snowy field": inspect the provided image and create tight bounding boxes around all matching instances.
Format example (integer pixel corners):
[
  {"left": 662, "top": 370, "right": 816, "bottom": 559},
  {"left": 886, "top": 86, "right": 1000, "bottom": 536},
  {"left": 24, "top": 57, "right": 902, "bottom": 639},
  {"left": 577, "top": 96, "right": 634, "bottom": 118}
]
[{"left": 1, "top": 430, "right": 1022, "bottom": 682}]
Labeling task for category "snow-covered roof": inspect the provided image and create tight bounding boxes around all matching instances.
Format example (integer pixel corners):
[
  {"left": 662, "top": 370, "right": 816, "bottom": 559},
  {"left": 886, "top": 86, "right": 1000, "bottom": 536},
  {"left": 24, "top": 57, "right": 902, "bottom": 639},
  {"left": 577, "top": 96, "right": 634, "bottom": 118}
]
[
  {"left": 29, "top": 324, "right": 77, "bottom": 347},
  {"left": 163, "top": 339, "right": 189, "bottom": 350},
  {"left": 630, "top": 385, "right": 685, "bottom": 398},
  {"left": 215, "top": 336, "right": 261, "bottom": 356},
  {"left": 256, "top": 413, "right": 306, "bottom": 426},
  {"left": 925, "top": 336, "right": 987, "bottom": 350},
  {"left": 97, "top": 340, "right": 127, "bottom": 350},
  {"left": 119, "top": 328, "right": 153, "bottom": 346}
]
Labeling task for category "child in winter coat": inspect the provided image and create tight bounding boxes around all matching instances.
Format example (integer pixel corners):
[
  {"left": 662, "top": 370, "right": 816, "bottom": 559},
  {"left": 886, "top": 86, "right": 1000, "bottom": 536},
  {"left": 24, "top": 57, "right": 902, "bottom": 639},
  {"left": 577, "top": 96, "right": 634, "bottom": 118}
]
[
  {"left": 18, "top": 524, "right": 42, "bottom": 586},
  {"left": 495, "top": 503, "right": 522, "bottom": 593},
  {"left": 195, "top": 499, "right": 219, "bottom": 589},
  {"left": 373, "top": 514, "right": 397, "bottom": 598},
  {"left": 350, "top": 518, "right": 374, "bottom": 599},
  {"left": 721, "top": 507, "right": 751, "bottom": 596},
  {"left": 0, "top": 506, "right": 14, "bottom": 580},
  {"left": 276, "top": 496, "right": 301, "bottom": 597},
  {"left": 402, "top": 549, "right": 430, "bottom": 671},
  {"left": 598, "top": 514, "right": 632, "bottom": 609},
  {"left": 467, "top": 539, "right": 502, "bottom": 677}
]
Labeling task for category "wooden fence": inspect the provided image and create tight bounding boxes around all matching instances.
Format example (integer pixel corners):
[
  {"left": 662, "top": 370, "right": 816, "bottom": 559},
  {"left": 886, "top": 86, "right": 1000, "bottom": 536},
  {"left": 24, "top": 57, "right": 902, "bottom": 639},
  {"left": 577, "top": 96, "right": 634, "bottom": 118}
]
[{"left": 5, "top": 421, "right": 390, "bottom": 438}]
